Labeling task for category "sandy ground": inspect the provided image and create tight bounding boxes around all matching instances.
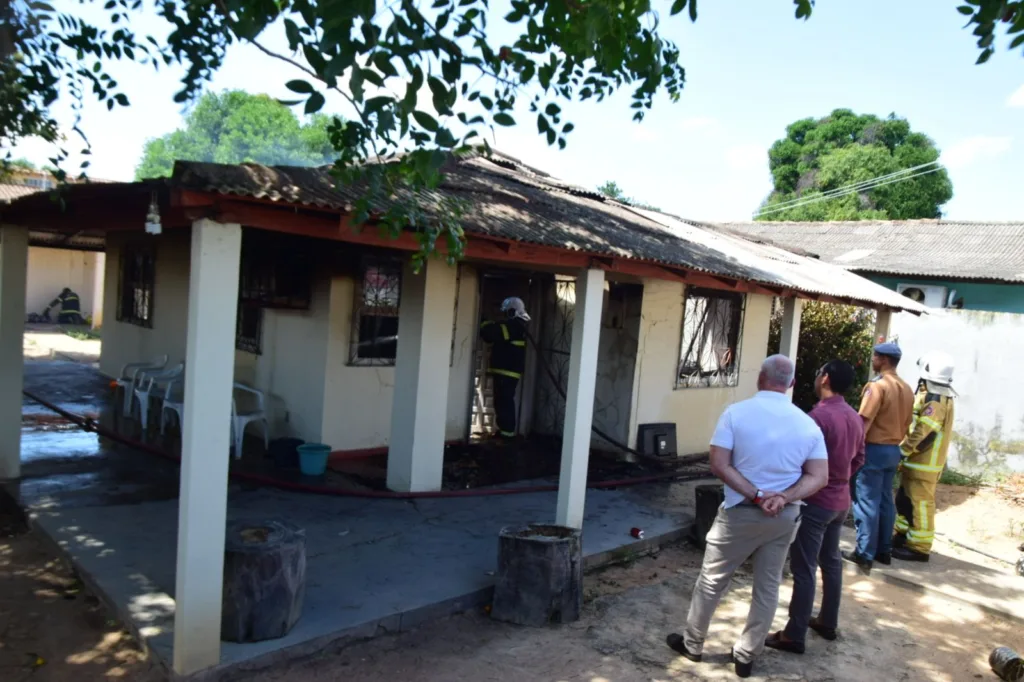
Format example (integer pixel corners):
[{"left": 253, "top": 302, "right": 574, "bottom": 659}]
[
  {"left": 934, "top": 483, "right": 1024, "bottom": 565},
  {"left": 23, "top": 327, "right": 101, "bottom": 366}
]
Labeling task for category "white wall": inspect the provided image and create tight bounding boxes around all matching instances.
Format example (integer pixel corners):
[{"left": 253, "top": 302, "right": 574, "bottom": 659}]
[
  {"left": 26, "top": 246, "right": 100, "bottom": 318},
  {"left": 891, "top": 308, "right": 1024, "bottom": 474},
  {"left": 628, "top": 280, "right": 772, "bottom": 456}
]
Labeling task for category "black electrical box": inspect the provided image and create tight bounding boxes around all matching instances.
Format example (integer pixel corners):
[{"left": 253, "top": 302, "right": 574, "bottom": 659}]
[{"left": 636, "top": 423, "right": 677, "bottom": 458}]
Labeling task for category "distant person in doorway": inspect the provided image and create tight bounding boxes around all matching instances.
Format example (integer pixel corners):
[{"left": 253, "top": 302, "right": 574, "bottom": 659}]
[
  {"left": 47, "top": 287, "right": 85, "bottom": 325},
  {"left": 845, "top": 342, "right": 914, "bottom": 570},
  {"left": 665, "top": 354, "right": 828, "bottom": 679},
  {"left": 479, "top": 297, "right": 530, "bottom": 439},
  {"left": 766, "top": 360, "right": 864, "bottom": 654}
]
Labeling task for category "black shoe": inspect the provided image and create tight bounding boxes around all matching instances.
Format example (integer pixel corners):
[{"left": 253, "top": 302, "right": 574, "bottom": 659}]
[
  {"left": 808, "top": 617, "right": 837, "bottom": 641},
  {"left": 875, "top": 552, "right": 892, "bottom": 566},
  {"left": 731, "top": 649, "right": 753, "bottom": 678},
  {"left": 665, "top": 633, "right": 701, "bottom": 662},
  {"left": 764, "top": 631, "right": 805, "bottom": 655},
  {"left": 842, "top": 549, "right": 873, "bottom": 570},
  {"left": 893, "top": 534, "right": 907, "bottom": 549},
  {"left": 892, "top": 546, "right": 930, "bottom": 562}
]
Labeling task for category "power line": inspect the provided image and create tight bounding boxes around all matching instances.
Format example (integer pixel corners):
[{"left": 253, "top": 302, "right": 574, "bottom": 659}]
[{"left": 759, "top": 160, "right": 941, "bottom": 213}]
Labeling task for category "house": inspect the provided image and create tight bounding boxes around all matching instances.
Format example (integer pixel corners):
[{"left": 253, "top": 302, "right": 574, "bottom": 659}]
[
  {"left": 722, "top": 219, "right": 1024, "bottom": 476},
  {"left": 1, "top": 167, "right": 105, "bottom": 325},
  {"left": 0, "top": 151, "right": 924, "bottom": 675}
]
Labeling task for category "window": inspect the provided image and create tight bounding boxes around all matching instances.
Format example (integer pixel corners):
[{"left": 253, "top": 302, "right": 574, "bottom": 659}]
[
  {"left": 117, "top": 246, "right": 155, "bottom": 328},
  {"left": 350, "top": 259, "right": 402, "bottom": 365},
  {"left": 677, "top": 288, "right": 744, "bottom": 389},
  {"left": 236, "top": 302, "right": 263, "bottom": 354},
  {"left": 238, "top": 236, "right": 313, "bottom": 310}
]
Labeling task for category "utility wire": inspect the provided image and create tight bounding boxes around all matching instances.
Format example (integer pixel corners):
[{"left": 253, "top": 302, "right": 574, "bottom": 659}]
[{"left": 759, "top": 160, "right": 941, "bottom": 213}]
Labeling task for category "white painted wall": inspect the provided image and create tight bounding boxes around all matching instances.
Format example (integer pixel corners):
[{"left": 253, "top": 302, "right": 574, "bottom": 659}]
[
  {"left": 628, "top": 280, "right": 773, "bottom": 456},
  {"left": 891, "top": 308, "right": 1024, "bottom": 474},
  {"left": 26, "top": 246, "right": 100, "bottom": 318}
]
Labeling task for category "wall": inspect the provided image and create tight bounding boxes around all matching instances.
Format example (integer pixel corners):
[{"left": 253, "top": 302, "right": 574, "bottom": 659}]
[
  {"left": 890, "top": 308, "right": 1024, "bottom": 474},
  {"left": 868, "top": 275, "right": 1024, "bottom": 314},
  {"left": 26, "top": 246, "right": 100, "bottom": 317},
  {"left": 628, "top": 280, "right": 772, "bottom": 456}
]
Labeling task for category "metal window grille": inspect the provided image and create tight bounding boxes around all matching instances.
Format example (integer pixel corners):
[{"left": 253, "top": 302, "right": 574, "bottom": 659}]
[
  {"left": 235, "top": 302, "right": 263, "bottom": 355},
  {"left": 116, "top": 246, "right": 155, "bottom": 328},
  {"left": 350, "top": 258, "right": 402, "bottom": 365},
  {"left": 238, "top": 236, "right": 313, "bottom": 310},
  {"left": 677, "top": 288, "right": 745, "bottom": 389}
]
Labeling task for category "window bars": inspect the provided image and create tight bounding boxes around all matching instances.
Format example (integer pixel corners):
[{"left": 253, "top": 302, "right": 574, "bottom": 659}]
[
  {"left": 117, "top": 246, "right": 155, "bottom": 328},
  {"left": 677, "top": 287, "right": 745, "bottom": 389},
  {"left": 350, "top": 258, "right": 402, "bottom": 365},
  {"left": 235, "top": 302, "right": 263, "bottom": 355}
]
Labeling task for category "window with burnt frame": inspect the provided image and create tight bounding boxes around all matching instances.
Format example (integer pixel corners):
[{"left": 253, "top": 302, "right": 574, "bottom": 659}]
[
  {"left": 235, "top": 302, "right": 263, "bottom": 354},
  {"left": 350, "top": 259, "right": 402, "bottom": 365},
  {"left": 676, "top": 288, "right": 744, "bottom": 389},
  {"left": 117, "top": 246, "right": 155, "bottom": 328}
]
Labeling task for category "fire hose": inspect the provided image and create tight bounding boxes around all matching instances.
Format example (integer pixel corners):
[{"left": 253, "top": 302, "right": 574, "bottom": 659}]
[{"left": 21, "top": 389, "right": 713, "bottom": 500}]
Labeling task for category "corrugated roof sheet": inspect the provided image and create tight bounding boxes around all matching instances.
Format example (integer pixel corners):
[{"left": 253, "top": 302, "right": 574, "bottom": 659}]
[
  {"left": 719, "top": 220, "right": 1024, "bottom": 283},
  {"left": 0, "top": 183, "right": 38, "bottom": 203},
  {"left": 169, "top": 154, "right": 924, "bottom": 314}
]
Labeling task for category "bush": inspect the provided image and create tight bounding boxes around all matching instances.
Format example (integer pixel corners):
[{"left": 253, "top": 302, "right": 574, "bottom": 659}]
[{"left": 768, "top": 301, "right": 875, "bottom": 411}]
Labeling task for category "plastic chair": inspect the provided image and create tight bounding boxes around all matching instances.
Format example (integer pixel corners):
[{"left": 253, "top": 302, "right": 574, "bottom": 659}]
[
  {"left": 160, "top": 376, "right": 185, "bottom": 436},
  {"left": 133, "top": 363, "right": 185, "bottom": 435},
  {"left": 231, "top": 382, "right": 269, "bottom": 460},
  {"left": 115, "top": 355, "right": 168, "bottom": 416}
]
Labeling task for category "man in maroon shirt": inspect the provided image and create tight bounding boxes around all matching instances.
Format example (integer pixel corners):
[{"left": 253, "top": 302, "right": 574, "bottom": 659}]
[{"left": 765, "top": 359, "right": 864, "bottom": 654}]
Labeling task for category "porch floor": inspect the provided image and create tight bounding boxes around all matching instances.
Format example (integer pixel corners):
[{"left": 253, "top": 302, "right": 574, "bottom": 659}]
[{"left": 9, "top": 362, "right": 697, "bottom": 678}]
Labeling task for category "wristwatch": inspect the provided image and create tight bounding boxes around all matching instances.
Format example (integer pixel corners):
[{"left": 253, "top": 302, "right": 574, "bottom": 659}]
[{"left": 751, "top": 489, "right": 765, "bottom": 504}]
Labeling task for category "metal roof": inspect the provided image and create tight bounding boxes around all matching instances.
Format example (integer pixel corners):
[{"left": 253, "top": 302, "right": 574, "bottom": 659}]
[
  {"left": 2, "top": 181, "right": 109, "bottom": 251},
  {"left": 719, "top": 220, "right": 1024, "bottom": 284},
  {"left": 0, "top": 183, "right": 38, "bottom": 203}
]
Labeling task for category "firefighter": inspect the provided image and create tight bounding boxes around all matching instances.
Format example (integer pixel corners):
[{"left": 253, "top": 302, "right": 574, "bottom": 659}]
[
  {"left": 893, "top": 351, "right": 956, "bottom": 562},
  {"left": 47, "top": 287, "right": 85, "bottom": 325},
  {"left": 480, "top": 297, "right": 530, "bottom": 439}
]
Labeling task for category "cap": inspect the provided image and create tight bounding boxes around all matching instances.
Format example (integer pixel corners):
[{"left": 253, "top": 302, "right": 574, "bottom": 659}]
[{"left": 873, "top": 342, "right": 902, "bottom": 359}]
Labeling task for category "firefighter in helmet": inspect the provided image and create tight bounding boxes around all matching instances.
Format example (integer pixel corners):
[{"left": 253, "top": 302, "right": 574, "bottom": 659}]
[
  {"left": 480, "top": 297, "right": 530, "bottom": 439},
  {"left": 893, "top": 351, "right": 956, "bottom": 562},
  {"left": 48, "top": 287, "right": 85, "bottom": 325}
]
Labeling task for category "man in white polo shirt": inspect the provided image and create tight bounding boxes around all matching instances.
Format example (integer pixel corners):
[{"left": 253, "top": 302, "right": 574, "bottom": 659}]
[{"left": 666, "top": 354, "right": 829, "bottom": 679}]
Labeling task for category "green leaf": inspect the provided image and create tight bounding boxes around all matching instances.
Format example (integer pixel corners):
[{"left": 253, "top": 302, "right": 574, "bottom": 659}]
[
  {"left": 436, "top": 128, "right": 457, "bottom": 147},
  {"left": 1010, "top": 33, "right": 1024, "bottom": 48},
  {"left": 669, "top": 0, "right": 687, "bottom": 16},
  {"left": 688, "top": 0, "right": 698, "bottom": 22},
  {"left": 479, "top": 96, "right": 494, "bottom": 110},
  {"left": 372, "top": 53, "right": 398, "bottom": 78},
  {"left": 544, "top": 103, "right": 560, "bottom": 116},
  {"left": 413, "top": 110, "right": 440, "bottom": 131},
  {"left": 976, "top": 47, "right": 994, "bottom": 64},
  {"left": 286, "top": 80, "right": 315, "bottom": 94},
  {"left": 428, "top": 77, "right": 452, "bottom": 114},
  {"left": 493, "top": 112, "right": 515, "bottom": 126},
  {"left": 537, "top": 114, "right": 549, "bottom": 134},
  {"left": 562, "top": 122, "right": 575, "bottom": 133},
  {"left": 284, "top": 19, "right": 301, "bottom": 48},
  {"left": 442, "top": 59, "right": 461, "bottom": 82},
  {"left": 957, "top": 5, "right": 975, "bottom": 15},
  {"left": 114, "top": 93, "right": 129, "bottom": 106},
  {"left": 305, "top": 92, "right": 325, "bottom": 114}
]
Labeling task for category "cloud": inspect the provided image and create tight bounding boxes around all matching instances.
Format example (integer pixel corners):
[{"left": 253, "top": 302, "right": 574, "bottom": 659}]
[
  {"left": 679, "top": 116, "right": 721, "bottom": 133},
  {"left": 724, "top": 144, "right": 766, "bottom": 171},
  {"left": 1008, "top": 84, "right": 1024, "bottom": 108},
  {"left": 629, "top": 125, "right": 658, "bottom": 143},
  {"left": 942, "top": 136, "right": 1013, "bottom": 169}
]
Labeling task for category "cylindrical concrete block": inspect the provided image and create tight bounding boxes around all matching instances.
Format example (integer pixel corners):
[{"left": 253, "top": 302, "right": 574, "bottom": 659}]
[
  {"left": 991, "top": 646, "right": 1024, "bottom": 681},
  {"left": 221, "top": 519, "right": 306, "bottom": 643},
  {"left": 692, "top": 484, "right": 724, "bottom": 549},
  {"left": 491, "top": 524, "right": 583, "bottom": 626}
]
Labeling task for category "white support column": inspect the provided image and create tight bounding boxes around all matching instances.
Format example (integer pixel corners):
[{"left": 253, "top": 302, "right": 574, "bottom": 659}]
[
  {"left": 387, "top": 259, "right": 458, "bottom": 493},
  {"left": 778, "top": 298, "right": 803, "bottom": 360},
  {"left": 874, "top": 308, "right": 892, "bottom": 344},
  {"left": 555, "top": 268, "right": 605, "bottom": 529},
  {"left": 0, "top": 226, "right": 28, "bottom": 480},
  {"left": 173, "top": 220, "right": 241, "bottom": 676},
  {"left": 91, "top": 252, "right": 106, "bottom": 329}
]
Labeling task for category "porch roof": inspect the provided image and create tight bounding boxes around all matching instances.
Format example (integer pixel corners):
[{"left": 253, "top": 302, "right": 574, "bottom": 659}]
[{"left": 0, "top": 151, "right": 924, "bottom": 314}]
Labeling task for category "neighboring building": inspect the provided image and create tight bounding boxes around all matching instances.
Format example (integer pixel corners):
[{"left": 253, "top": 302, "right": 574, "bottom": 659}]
[{"left": 723, "top": 219, "right": 1024, "bottom": 475}]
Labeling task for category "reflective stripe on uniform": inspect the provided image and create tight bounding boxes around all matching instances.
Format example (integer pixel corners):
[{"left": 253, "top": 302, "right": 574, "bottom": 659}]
[
  {"left": 902, "top": 462, "right": 944, "bottom": 473},
  {"left": 488, "top": 368, "right": 522, "bottom": 379},
  {"left": 895, "top": 515, "right": 910, "bottom": 532},
  {"left": 918, "top": 416, "right": 942, "bottom": 431},
  {"left": 500, "top": 324, "right": 509, "bottom": 341},
  {"left": 511, "top": 340, "right": 526, "bottom": 347},
  {"left": 919, "top": 500, "right": 929, "bottom": 531},
  {"left": 499, "top": 430, "right": 516, "bottom": 437},
  {"left": 907, "top": 530, "right": 934, "bottom": 541}
]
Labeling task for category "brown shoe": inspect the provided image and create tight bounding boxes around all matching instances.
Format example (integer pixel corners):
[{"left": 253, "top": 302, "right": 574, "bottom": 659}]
[{"left": 764, "top": 631, "right": 805, "bottom": 655}]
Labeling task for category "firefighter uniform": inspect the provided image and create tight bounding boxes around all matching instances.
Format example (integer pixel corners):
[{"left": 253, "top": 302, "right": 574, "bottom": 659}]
[
  {"left": 480, "top": 316, "right": 527, "bottom": 438},
  {"left": 895, "top": 384, "right": 955, "bottom": 557},
  {"left": 49, "top": 288, "right": 84, "bottom": 325}
]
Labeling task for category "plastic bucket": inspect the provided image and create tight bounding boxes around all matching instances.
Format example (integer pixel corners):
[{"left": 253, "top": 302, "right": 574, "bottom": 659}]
[{"left": 297, "top": 443, "right": 331, "bottom": 477}]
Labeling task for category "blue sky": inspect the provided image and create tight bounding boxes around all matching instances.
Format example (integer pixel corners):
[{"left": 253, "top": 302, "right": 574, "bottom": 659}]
[{"left": 9, "top": 0, "right": 1023, "bottom": 222}]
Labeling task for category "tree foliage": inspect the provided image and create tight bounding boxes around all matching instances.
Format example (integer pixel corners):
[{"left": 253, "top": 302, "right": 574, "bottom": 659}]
[
  {"left": 2, "top": 1, "right": 1022, "bottom": 261},
  {"left": 768, "top": 301, "right": 875, "bottom": 412},
  {"left": 597, "top": 180, "right": 659, "bottom": 211},
  {"left": 758, "top": 109, "right": 954, "bottom": 221},
  {"left": 135, "top": 90, "right": 337, "bottom": 179}
]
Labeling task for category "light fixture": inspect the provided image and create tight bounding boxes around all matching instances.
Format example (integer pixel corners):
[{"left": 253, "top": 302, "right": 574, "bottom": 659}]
[{"left": 145, "top": 191, "right": 162, "bottom": 235}]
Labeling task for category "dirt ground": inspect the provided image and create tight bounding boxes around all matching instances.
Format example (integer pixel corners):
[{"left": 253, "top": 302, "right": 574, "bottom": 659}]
[{"left": 934, "top": 482, "right": 1024, "bottom": 565}]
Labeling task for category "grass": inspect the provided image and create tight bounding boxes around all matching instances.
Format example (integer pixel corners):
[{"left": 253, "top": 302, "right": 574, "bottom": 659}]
[
  {"left": 938, "top": 468, "right": 984, "bottom": 487},
  {"left": 62, "top": 327, "right": 101, "bottom": 341}
]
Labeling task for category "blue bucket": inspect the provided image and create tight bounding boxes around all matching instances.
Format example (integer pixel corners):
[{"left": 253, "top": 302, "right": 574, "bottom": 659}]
[{"left": 297, "top": 443, "right": 331, "bottom": 476}]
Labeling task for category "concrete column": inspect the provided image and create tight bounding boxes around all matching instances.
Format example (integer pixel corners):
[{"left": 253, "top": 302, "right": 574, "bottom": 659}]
[
  {"left": 778, "top": 298, "right": 803, "bottom": 399},
  {"left": 0, "top": 226, "right": 28, "bottom": 480},
  {"left": 874, "top": 308, "right": 892, "bottom": 344},
  {"left": 173, "top": 220, "right": 241, "bottom": 675},
  {"left": 387, "top": 259, "right": 458, "bottom": 492},
  {"left": 91, "top": 252, "right": 106, "bottom": 329},
  {"left": 555, "top": 268, "right": 605, "bottom": 529}
]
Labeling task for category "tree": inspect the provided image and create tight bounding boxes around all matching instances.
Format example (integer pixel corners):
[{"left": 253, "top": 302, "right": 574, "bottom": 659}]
[
  {"left": 597, "top": 180, "right": 660, "bottom": 211},
  {"left": 2, "top": 1, "right": 1021, "bottom": 263},
  {"left": 758, "top": 109, "right": 954, "bottom": 221},
  {"left": 135, "top": 91, "right": 337, "bottom": 179}
]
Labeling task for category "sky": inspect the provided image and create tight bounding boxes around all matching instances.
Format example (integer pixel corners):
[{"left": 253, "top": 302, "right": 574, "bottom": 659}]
[{"left": 9, "top": 0, "right": 1024, "bottom": 222}]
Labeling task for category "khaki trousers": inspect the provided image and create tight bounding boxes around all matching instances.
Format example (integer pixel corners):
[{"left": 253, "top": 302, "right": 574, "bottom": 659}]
[{"left": 683, "top": 504, "right": 802, "bottom": 663}]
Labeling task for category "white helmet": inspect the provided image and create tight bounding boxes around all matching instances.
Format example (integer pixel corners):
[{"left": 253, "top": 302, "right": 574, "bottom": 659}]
[
  {"left": 918, "top": 351, "right": 954, "bottom": 386},
  {"left": 500, "top": 297, "right": 531, "bottom": 322}
]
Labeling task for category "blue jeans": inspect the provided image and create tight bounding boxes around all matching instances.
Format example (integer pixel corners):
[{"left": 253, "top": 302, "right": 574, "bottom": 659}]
[{"left": 853, "top": 443, "right": 902, "bottom": 559}]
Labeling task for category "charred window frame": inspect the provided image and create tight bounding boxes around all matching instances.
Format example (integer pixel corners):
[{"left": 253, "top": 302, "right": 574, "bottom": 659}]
[
  {"left": 235, "top": 302, "right": 263, "bottom": 355},
  {"left": 117, "top": 245, "right": 155, "bottom": 328},
  {"left": 676, "top": 288, "right": 745, "bottom": 389},
  {"left": 350, "top": 258, "right": 402, "bottom": 365},
  {"left": 238, "top": 235, "right": 313, "bottom": 310}
]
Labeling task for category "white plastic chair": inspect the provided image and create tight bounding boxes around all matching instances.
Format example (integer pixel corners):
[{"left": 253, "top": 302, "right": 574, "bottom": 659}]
[
  {"left": 231, "top": 383, "right": 269, "bottom": 460},
  {"left": 133, "top": 362, "right": 185, "bottom": 435},
  {"left": 115, "top": 355, "right": 168, "bottom": 416},
  {"left": 160, "top": 376, "right": 185, "bottom": 437}
]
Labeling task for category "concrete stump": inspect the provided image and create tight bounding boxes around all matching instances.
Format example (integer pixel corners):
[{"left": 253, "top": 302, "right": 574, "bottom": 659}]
[
  {"left": 491, "top": 524, "right": 582, "bottom": 626},
  {"left": 692, "top": 484, "right": 724, "bottom": 549},
  {"left": 221, "top": 519, "right": 306, "bottom": 643},
  {"left": 990, "top": 646, "right": 1023, "bottom": 681}
]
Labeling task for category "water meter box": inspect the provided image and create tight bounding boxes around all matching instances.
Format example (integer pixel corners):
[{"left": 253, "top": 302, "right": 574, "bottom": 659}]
[{"left": 636, "top": 423, "right": 677, "bottom": 458}]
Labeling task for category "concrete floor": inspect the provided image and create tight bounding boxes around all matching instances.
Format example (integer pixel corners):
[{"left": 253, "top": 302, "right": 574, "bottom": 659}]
[{"left": 9, "top": 361, "right": 697, "bottom": 678}]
